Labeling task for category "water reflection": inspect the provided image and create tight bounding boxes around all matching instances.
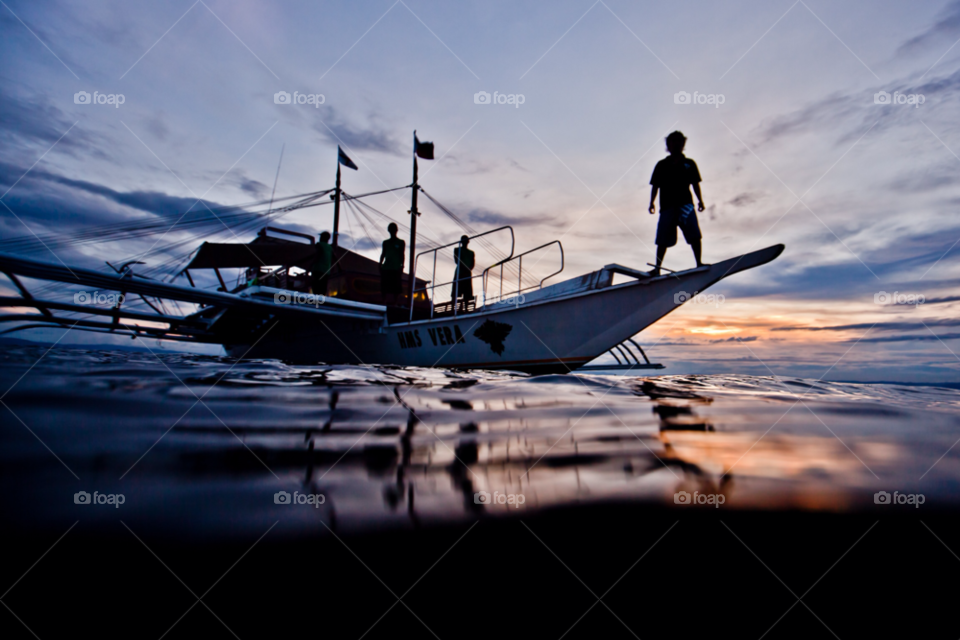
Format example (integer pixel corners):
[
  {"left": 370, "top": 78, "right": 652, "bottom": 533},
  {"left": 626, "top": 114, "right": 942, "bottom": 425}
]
[{"left": 1, "top": 347, "right": 959, "bottom": 538}]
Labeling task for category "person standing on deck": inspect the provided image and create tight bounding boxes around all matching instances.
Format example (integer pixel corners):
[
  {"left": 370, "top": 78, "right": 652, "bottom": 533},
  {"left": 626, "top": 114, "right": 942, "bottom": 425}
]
[
  {"left": 648, "top": 131, "right": 707, "bottom": 277},
  {"left": 453, "top": 235, "right": 475, "bottom": 311},
  {"left": 379, "top": 223, "right": 405, "bottom": 306},
  {"left": 311, "top": 231, "right": 333, "bottom": 295}
]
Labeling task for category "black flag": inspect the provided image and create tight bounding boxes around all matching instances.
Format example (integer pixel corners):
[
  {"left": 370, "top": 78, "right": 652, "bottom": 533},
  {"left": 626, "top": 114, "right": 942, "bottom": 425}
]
[
  {"left": 337, "top": 146, "right": 358, "bottom": 170},
  {"left": 414, "top": 135, "right": 434, "bottom": 160}
]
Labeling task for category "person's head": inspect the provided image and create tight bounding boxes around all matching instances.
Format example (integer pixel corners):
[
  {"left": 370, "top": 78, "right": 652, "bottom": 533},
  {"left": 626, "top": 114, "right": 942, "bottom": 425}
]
[
  {"left": 388, "top": 222, "right": 398, "bottom": 237},
  {"left": 460, "top": 235, "right": 469, "bottom": 247},
  {"left": 319, "top": 231, "right": 331, "bottom": 243},
  {"left": 666, "top": 131, "right": 687, "bottom": 155}
]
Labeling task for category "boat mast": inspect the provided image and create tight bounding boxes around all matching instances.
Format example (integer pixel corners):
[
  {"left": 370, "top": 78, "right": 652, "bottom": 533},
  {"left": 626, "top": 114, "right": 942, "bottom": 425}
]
[
  {"left": 332, "top": 161, "right": 342, "bottom": 250},
  {"left": 408, "top": 130, "right": 419, "bottom": 301}
]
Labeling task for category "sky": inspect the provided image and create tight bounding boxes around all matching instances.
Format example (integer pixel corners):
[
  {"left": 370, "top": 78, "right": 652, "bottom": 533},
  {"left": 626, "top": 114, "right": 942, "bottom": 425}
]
[{"left": 1, "top": 0, "right": 959, "bottom": 382}]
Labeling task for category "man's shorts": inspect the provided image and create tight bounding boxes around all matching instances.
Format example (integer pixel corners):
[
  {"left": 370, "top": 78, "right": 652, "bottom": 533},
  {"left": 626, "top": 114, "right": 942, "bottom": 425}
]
[
  {"left": 380, "top": 269, "right": 403, "bottom": 295},
  {"left": 656, "top": 204, "right": 701, "bottom": 248}
]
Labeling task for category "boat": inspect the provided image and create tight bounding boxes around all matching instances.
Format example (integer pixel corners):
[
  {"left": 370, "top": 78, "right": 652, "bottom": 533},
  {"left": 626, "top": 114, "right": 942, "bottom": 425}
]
[{"left": 0, "top": 134, "right": 784, "bottom": 374}]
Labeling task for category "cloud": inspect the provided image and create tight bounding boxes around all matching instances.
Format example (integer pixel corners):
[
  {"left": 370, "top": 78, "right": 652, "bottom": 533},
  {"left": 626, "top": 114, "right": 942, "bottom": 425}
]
[
  {"left": 726, "top": 192, "right": 762, "bottom": 208},
  {"left": 313, "top": 109, "right": 400, "bottom": 154},
  {"left": 465, "top": 207, "right": 553, "bottom": 228},
  {"left": 0, "top": 88, "right": 88, "bottom": 153},
  {"left": 852, "top": 332, "right": 960, "bottom": 343},
  {"left": 898, "top": 1, "right": 960, "bottom": 53},
  {"left": 709, "top": 335, "right": 757, "bottom": 343},
  {"left": 0, "top": 161, "right": 227, "bottom": 220},
  {"left": 773, "top": 318, "right": 960, "bottom": 332}
]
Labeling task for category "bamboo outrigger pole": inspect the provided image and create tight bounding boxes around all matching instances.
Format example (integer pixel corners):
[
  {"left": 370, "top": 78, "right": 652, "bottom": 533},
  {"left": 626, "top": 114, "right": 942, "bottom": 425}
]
[
  {"left": 332, "top": 161, "right": 341, "bottom": 251},
  {"left": 408, "top": 130, "right": 420, "bottom": 302}
]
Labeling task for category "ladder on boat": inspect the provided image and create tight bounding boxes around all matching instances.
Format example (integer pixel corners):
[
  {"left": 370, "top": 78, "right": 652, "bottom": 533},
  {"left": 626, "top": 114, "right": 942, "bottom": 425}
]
[{"left": 577, "top": 338, "right": 664, "bottom": 372}]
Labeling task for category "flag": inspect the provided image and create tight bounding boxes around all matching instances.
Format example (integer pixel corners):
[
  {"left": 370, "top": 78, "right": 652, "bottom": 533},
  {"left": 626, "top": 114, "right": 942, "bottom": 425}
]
[
  {"left": 414, "top": 135, "right": 434, "bottom": 160},
  {"left": 337, "top": 146, "right": 358, "bottom": 170}
]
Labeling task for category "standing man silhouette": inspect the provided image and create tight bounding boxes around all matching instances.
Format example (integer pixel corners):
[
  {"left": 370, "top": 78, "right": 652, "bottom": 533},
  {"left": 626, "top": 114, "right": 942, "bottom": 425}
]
[
  {"left": 648, "top": 131, "right": 706, "bottom": 277},
  {"left": 453, "top": 235, "right": 475, "bottom": 311},
  {"left": 379, "top": 222, "right": 405, "bottom": 306},
  {"left": 311, "top": 231, "right": 333, "bottom": 295}
]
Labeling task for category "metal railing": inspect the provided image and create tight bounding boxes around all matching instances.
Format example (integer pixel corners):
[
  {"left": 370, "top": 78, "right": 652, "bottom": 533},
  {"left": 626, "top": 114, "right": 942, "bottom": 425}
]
[
  {"left": 481, "top": 240, "right": 564, "bottom": 304},
  {"left": 409, "top": 226, "right": 515, "bottom": 320}
]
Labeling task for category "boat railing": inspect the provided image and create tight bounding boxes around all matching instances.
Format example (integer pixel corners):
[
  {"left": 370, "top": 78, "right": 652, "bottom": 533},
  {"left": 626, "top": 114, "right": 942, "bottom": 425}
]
[
  {"left": 410, "top": 226, "right": 515, "bottom": 320},
  {"left": 481, "top": 240, "right": 564, "bottom": 304}
]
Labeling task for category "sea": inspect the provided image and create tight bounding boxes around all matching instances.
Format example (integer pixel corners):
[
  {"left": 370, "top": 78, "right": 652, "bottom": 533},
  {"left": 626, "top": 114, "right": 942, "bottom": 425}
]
[{"left": 2, "top": 344, "right": 960, "bottom": 638}]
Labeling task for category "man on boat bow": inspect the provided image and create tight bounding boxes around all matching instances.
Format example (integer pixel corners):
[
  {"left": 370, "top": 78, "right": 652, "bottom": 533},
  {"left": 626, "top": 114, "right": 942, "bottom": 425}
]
[{"left": 648, "top": 131, "right": 707, "bottom": 277}]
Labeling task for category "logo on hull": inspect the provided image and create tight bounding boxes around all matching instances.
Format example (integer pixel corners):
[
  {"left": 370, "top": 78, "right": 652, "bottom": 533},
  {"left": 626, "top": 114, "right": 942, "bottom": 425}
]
[{"left": 474, "top": 319, "right": 512, "bottom": 356}]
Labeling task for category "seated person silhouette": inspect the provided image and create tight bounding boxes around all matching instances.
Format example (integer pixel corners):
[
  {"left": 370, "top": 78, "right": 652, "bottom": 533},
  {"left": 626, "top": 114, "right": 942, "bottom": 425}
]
[
  {"left": 647, "top": 130, "right": 707, "bottom": 277},
  {"left": 379, "top": 222, "right": 405, "bottom": 306},
  {"left": 453, "top": 235, "right": 475, "bottom": 311},
  {"left": 311, "top": 231, "right": 332, "bottom": 295}
]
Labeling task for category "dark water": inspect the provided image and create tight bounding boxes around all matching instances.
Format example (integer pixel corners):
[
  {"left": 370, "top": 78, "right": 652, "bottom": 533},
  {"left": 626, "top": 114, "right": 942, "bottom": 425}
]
[{"left": 3, "top": 345, "right": 959, "bottom": 541}]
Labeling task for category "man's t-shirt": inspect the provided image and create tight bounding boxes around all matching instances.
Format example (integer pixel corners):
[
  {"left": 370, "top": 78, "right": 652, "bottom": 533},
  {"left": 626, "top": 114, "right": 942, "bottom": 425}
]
[
  {"left": 381, "top": 237, "right": 405, "bottom": 271},
  {"left": 650, "top": 155, "right": 701, "bottom": 210},
  {"left": 454, "top": 246, "right": 475, "bottom": 274},
  {"left": 313, "top": 242, "right": 333, "bottom": 277}
]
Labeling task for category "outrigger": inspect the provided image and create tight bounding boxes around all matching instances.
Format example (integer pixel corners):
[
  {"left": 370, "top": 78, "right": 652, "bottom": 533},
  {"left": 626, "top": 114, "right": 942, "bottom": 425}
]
[{"left": 0, "top": 135, "right": 784, "bottom": 374}]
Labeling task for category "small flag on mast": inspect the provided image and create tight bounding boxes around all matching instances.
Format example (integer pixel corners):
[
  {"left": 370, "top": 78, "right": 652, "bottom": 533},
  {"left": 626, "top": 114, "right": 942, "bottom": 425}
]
[
  {"left": 414, "top": 135, "right": 434, "bottom": 160},
  {"left": 337, "top": 146, "right": 358, "bottom": 170}
]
